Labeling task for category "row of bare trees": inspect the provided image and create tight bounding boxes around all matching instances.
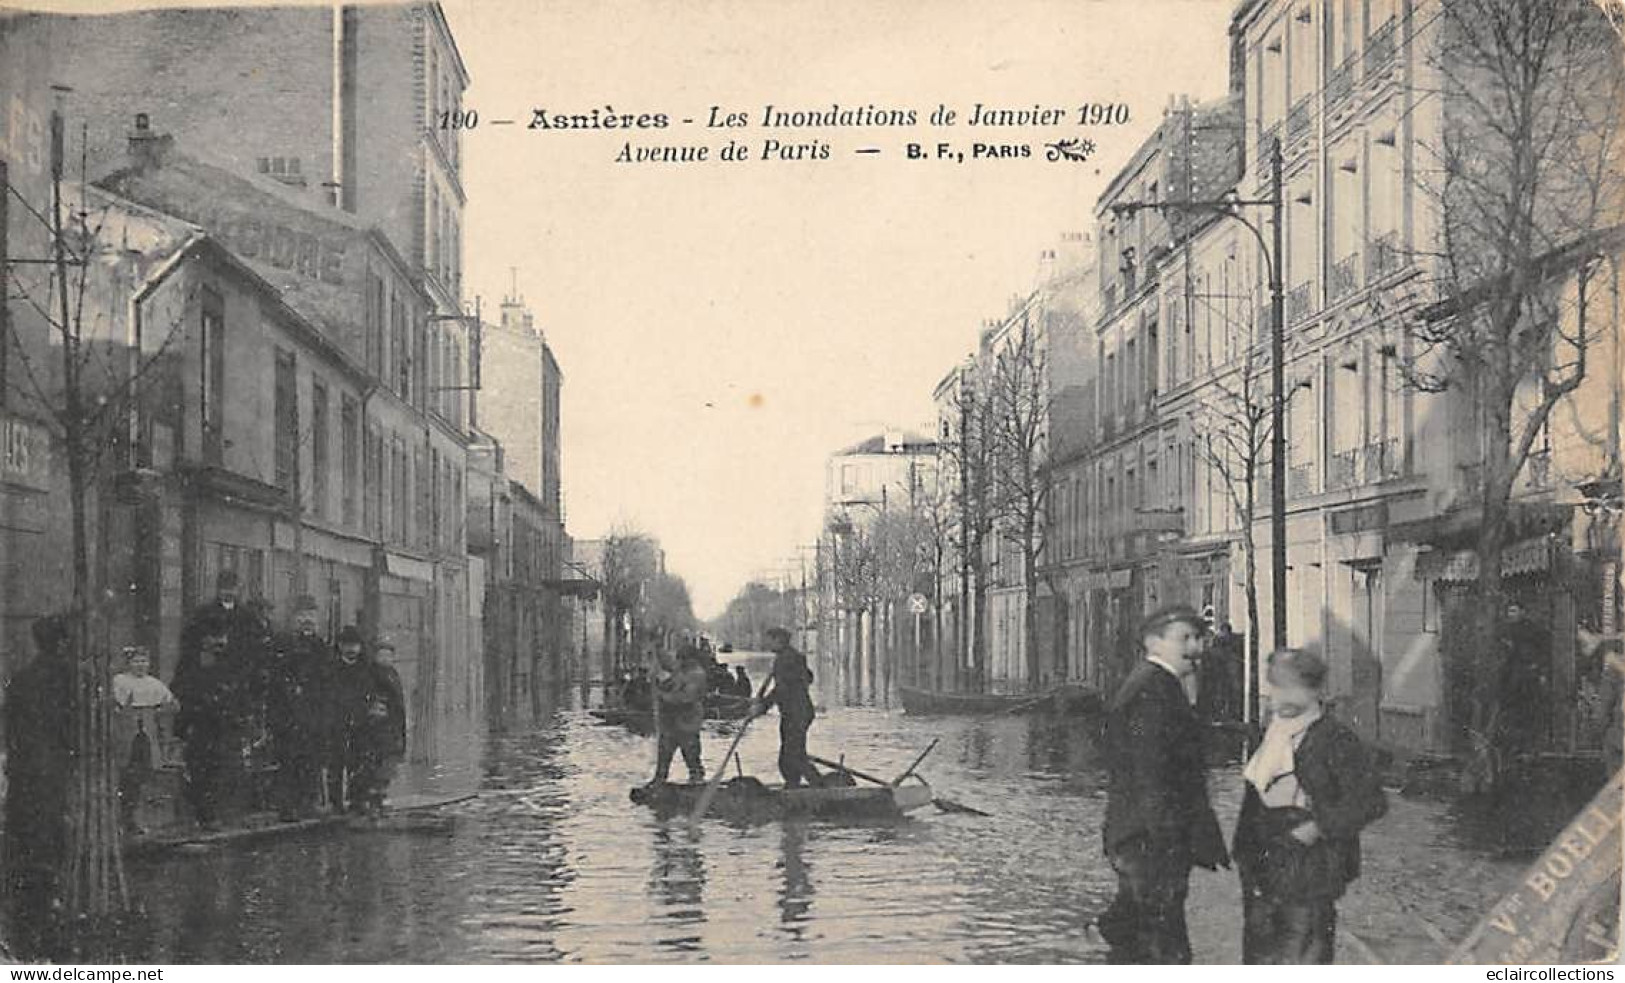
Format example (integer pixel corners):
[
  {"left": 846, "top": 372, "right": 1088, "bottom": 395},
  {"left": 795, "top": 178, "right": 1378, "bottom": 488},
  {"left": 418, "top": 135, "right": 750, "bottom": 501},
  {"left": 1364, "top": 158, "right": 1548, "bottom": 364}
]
[
  {"left": 598, "top": 525, "right": 695, "bottom": 670},
  {"left": 931, "top": 304, "right": 1058, "bottom": 694}
]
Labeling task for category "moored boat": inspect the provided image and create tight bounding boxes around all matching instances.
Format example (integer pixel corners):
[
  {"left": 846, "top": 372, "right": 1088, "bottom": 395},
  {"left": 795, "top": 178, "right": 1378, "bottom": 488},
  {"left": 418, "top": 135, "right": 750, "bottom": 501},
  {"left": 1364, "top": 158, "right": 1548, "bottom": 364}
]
[
  {"left": 629, "top": 774, "right": 934, "bottom": 823},
  {"left": 897, "top": 685, "right": 1034, "bottom": 715},
  {"left": 898, "top": 683, "right": 1103, "bottom": 716}
]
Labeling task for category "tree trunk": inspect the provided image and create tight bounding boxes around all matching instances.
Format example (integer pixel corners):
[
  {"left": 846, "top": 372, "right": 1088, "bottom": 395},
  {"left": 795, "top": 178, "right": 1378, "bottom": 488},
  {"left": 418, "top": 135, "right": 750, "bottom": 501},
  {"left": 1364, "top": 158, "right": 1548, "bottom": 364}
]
[
  {"left": 1465, "top": 469, "right": 1514, "bottom": 794},
  {"left": 1023, "top": 547, "right": 1041, "bottom": 691},
  {"left": 54, "top": 130, "right": 128, "bottom": 953},
  {"left": 971, "top": 562, "right": 988, "bottom": 693}
]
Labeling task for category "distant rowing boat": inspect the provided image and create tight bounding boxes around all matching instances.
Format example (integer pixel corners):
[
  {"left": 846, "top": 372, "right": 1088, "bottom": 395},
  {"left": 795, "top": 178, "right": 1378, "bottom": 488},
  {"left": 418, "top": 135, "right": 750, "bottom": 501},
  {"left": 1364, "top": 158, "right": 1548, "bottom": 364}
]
[
  {"left": 630, "top": 774, "right": 934, "bottom": 824},
  {"left": 589, "top": 693, "right": 753, "bottom": 731}
]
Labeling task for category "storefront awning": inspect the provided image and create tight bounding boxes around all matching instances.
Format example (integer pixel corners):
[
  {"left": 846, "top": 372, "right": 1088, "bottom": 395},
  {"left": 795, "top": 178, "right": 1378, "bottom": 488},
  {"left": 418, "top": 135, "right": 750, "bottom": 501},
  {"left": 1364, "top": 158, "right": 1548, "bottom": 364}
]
[
  {"left": 1414, "top": 535, "right": 1554, "bottom": 583},
  {"left": 1388, "top": 500, "right": 1572, "bottom": 552},
  {"left": 543, "top": 577, "right": 600, "bottom": 600}
]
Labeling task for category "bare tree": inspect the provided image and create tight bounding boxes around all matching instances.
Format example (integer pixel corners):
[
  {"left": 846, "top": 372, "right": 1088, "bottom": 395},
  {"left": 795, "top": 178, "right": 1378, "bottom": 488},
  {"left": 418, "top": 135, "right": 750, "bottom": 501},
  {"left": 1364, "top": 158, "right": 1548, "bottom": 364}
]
[
  {"left": 646, "top": 571, "right": 697, "bottom": 640},
  {"left": 1188, "top": 304, "right": 1288, "bottom": 727},
  {"left": 600, "top": 525, "right": 661, "bottom": 666},
  {"left": 986, "top": 307, "right": 1053, "bottom": 689},
  {"left": 825, "top": 511, "right": 881, "bottom": 702},
  {"left": 3, "top": 115, "right": 196, "bottom": 953},
  {"left": 1408, "top": 0, "right": 1625, "bottom": 786},
  {"left": 939, "top": 363, "right": 999, "bottom": 692}
]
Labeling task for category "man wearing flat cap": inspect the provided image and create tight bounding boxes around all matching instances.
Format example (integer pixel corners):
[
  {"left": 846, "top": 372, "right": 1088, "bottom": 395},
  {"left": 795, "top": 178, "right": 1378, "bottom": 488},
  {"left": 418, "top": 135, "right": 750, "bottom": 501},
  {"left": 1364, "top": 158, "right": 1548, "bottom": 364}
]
[{"left": 1097, "top": 604, "right": 1229, "bottom": 964}]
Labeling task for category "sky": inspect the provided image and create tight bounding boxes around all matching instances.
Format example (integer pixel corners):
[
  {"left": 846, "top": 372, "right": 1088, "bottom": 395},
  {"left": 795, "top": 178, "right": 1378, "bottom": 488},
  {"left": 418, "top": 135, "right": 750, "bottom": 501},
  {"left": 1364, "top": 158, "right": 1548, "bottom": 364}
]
[{"left": 443, "top": 0, "right": 1236, "bottom": 619}]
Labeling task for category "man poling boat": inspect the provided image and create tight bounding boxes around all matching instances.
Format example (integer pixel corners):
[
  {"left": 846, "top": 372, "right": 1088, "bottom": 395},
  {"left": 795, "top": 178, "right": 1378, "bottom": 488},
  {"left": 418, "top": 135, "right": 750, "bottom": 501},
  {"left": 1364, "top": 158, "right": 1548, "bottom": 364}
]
[{"left": 751, "top": 627, "right": 822, "bottom": 788}]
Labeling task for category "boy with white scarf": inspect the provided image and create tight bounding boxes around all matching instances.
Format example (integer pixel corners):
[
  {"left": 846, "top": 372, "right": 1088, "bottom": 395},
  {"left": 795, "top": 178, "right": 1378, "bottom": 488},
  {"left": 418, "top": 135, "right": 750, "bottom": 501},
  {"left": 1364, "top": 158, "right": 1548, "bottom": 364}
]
[{"left": 1232, "top": 647, "right": 1388, "bottom": 963}]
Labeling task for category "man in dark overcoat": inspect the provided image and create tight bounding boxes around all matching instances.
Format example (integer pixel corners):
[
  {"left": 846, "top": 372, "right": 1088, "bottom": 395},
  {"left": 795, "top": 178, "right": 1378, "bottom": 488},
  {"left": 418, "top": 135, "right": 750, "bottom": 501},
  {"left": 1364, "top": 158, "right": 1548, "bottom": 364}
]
[
  {"left": 265, "top": 595, "right": 331, "bottom": 820},
  {"left": 1097, "top": 604, "right": 1230, "bottom": 964},
  {"left": 754, "top": 627, "right": 821, "bottom": 788},
  {"left": 325, "top": 626, "right": 407, "bottom": 813},
  {"left": 173, "top": 619, "right": 255, "bottom": 829}
]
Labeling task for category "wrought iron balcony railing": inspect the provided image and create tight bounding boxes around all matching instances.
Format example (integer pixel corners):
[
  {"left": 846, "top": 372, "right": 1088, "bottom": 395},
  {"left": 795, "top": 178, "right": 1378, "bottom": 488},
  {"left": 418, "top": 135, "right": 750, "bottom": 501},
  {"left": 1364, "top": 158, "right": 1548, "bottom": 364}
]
[
  {"left": 1329, "top": 448, "right": 1360, "bottom": 490},
  {"left": 1287, "top": 96, "right": 1313, "bottom": 145},
  {"left": 1366, "top": 230, "right": 1403, "bottom": 280},
  {"left": 1289, "top": 462, "right": 1318, "bottom": 498},
  {"left": 1287, "top": 280, "right": 1316, "bottom": 324},
  {"left": 1364, "top": 439, "right": 1401, "bottom": 482},
  {"left": 1327, "top": 52, "right": 1358, "bottom": 109},
  {"left": 1259, "top": 120, "right": 1282, "bottom": 156},
  {"left": 1365, "top": 18, "right": 1398, "bottom": 78},
  {"left": 1329, "top": 252, "right": 1361, "bottom": 302}
]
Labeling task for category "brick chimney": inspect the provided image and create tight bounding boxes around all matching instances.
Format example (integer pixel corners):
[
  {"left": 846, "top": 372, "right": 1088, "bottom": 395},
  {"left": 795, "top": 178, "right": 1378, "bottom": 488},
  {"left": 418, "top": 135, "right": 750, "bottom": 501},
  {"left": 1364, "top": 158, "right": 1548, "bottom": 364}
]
[
  {"left": 499, "top": 293, "right": 535, "bottom": 335},
  {"left": 127, "top": 113, "right": 171, "bottom": 170}
]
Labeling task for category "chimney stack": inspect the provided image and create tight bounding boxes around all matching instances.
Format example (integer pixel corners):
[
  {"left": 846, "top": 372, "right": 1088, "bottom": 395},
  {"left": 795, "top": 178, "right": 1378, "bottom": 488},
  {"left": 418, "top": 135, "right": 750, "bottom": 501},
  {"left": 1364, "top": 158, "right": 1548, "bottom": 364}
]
[{"left": 128, "top": 113, "right": 166, "bottom": 169}]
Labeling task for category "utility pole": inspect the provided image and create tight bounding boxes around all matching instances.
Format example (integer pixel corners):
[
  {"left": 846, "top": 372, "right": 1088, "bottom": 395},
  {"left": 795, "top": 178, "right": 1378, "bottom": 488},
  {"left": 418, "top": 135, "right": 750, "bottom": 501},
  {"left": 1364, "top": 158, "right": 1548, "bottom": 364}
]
[
  {"left": 1107, "top": 133, "right": 1287, "bottom": 732},
  {"left": 1268, "top": 137, "right": 1288, "bottom": 666}
]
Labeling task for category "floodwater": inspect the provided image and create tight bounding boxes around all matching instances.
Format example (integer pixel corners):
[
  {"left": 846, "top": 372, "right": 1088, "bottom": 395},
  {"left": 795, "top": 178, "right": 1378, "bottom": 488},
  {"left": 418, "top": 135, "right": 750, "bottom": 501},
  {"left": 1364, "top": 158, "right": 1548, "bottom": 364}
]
[{"left": 97, "top": 654, "right": 1527, "bottom": 964}]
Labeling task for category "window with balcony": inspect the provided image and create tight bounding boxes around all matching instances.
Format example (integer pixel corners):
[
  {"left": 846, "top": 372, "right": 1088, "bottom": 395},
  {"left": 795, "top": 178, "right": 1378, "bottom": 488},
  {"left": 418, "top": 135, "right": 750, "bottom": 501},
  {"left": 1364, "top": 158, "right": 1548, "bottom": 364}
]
[
  {"left": 1287, "top": 180, "right": 1318, "bottom": 321},
  {"left": 1368, "top": 340, "right": 1404, "bottom": 480},
  {"left": 1329, "top": 352, "right": 1364, "bottom": 489},
  {"left": 1288, "top": 6, "right": 1316, "bottom": 111},
  {"left": 1333, "top": 0, "right": 1359, "bottom": 69},
  {"left": 1368, "top": 116, "right": 1404, "bottom": 281},
  {"left": 1258, "top": 33, "right": 1286, "bottom": 148},
  {"left": 1329, "top": 141, "right": 1363, "bottom": 303},
  {"left": 1288, "top": 377, "right": 1318, "bottom": 497},
  {"left": 1366, "top": 0, "right": 1398, "bottom": 72}
]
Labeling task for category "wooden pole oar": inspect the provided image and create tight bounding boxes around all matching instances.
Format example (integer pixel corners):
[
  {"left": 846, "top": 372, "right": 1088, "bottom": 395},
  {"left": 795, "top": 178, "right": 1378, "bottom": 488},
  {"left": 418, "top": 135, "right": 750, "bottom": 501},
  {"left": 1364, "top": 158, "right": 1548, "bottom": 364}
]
[
  {"left": 807, "top": 751, "right": 993, "bottom": 818},
  {"left": 688, "top": 714, "right": 753, "bottom": 835},
  {"left": 890, "top": 738, "right": 939, "bottom": 786}
]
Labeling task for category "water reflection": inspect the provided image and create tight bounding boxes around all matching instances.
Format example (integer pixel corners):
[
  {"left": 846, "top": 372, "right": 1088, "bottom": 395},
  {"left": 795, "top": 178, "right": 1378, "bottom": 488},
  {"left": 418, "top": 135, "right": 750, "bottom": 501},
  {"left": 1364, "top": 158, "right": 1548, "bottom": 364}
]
[
  {"left": 776, "top": 824, "right": 813, "bottom": 940},
  {"left": 647, "top": 826, "right": 707, "bottom": 955},
  {"left": 4, "top": 681, "right": 1529, "bottom": 964}
]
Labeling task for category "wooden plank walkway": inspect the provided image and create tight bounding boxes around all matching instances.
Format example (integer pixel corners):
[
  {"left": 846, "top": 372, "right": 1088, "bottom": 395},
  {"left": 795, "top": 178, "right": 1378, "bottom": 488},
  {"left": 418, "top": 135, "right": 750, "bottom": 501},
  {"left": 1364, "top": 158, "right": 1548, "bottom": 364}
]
[{"left": 125, "top": 791, "right": 478, "bottom": 857}]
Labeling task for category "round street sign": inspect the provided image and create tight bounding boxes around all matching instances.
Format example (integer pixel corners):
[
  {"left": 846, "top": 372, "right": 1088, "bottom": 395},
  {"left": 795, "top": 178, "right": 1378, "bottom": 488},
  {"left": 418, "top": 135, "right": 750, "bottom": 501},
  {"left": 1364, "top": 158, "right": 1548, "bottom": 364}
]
[{"left": 908, "top": 593, "right": 929, "bottom": 614}]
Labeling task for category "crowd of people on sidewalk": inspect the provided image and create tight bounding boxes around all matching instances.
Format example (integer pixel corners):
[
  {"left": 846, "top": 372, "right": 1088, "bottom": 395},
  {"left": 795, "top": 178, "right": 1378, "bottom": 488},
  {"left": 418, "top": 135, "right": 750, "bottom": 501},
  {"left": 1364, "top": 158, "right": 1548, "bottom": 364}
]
[
  {"left": 166, "top": 573, "right": 408, "bottom": 829},
  {"left": 5, "top": 570, "right": 410, "bottom": 845}
]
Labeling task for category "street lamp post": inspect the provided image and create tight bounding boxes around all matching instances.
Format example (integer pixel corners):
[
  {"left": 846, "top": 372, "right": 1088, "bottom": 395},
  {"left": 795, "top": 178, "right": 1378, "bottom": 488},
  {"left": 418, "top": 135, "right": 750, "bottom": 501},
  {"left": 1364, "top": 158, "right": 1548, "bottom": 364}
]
[{"left": 1110, "top": 136, "right": 1287, "bottom": 729}]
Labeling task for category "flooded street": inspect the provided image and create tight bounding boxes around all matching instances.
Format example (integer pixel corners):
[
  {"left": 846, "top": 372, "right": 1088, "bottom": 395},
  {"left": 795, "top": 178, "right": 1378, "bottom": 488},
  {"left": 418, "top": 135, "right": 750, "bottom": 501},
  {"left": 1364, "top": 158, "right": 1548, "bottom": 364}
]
[{"left": 106, "top": 658, "right": 1528, "bottom": 964}]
